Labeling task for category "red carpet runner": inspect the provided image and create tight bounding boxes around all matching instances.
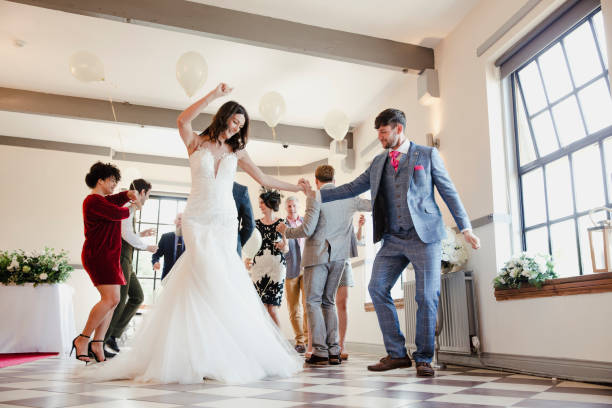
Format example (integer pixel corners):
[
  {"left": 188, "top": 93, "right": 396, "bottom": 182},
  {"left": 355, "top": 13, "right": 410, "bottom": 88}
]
[{"left": 0, "top": 353, "right": 58, "bottom": 368}]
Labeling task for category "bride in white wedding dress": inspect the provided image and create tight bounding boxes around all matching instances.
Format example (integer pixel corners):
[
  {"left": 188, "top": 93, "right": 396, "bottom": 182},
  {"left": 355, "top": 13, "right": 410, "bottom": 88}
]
[{"left": 83, "top": 83, "right": 303, "bottom": 384}]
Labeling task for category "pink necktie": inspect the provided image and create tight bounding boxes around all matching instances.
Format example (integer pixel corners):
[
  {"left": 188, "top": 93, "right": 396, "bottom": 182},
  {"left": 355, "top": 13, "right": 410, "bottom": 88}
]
[{"left": 389, "top": 150, "right": 400, "bottom": 172}]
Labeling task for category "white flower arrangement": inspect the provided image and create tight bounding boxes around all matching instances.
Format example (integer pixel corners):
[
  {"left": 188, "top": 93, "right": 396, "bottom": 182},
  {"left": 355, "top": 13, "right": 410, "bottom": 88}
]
[
  {"left": 440, "top": 227, "right": 469, "bottom": 273},
  {"left": 493, "top": 252, "right": 557, "bottom": 289},
  {"left": 0, "top": 248, "right": 73, "bottom": 286}
]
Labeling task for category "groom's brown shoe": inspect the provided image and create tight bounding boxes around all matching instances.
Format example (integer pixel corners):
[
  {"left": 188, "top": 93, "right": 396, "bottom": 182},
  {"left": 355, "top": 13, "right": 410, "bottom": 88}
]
[{"left": 367, "top": 355, "right": 412, "bottom": 372}]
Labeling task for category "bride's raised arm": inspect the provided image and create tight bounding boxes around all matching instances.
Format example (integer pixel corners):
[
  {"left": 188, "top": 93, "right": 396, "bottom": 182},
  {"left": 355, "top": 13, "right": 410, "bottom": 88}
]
[
  {"left": 177, "top": 83, "right": 232, "bottom": 150},
  {"left": 237, "top": 150, "right": 302, "bottom": 193}
]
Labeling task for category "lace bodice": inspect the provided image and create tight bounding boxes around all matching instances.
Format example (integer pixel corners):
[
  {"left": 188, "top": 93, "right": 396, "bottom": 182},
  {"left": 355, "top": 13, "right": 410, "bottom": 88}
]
[{"left": 183, "top": 148, "right": 238, "bottom": 225}]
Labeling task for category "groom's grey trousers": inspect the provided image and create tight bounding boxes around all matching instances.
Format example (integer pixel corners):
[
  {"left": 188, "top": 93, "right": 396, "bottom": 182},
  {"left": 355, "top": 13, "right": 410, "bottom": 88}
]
[{"left": 303, "top": 259, "right": 345, "bottom": 358}]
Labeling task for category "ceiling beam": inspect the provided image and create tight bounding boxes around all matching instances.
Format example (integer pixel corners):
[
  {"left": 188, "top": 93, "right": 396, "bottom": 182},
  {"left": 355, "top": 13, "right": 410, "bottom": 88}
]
[
  {"left": 8, "top": 0, "right": 434, "bottom": 72},
  {"left": 0, "top": 134, "right": 328, "bottom": 175},
  {"left": 0, "top": 87, "right": 333, "bottom": 148}
]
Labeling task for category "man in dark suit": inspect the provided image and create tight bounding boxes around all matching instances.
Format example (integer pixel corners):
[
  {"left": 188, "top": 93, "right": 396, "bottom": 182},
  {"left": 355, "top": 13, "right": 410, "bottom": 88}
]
[
  {"left": 152, "top": 213, "right": 185, "bottom": 280},
  {"left": 232, "top": 182, "right": 255, "bottom": 256}
]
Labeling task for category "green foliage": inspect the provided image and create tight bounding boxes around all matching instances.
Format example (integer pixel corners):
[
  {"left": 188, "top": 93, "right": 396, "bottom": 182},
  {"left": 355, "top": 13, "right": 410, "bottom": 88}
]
[{"left": 0, "top": 248, "right": 73, "bottom": 286}]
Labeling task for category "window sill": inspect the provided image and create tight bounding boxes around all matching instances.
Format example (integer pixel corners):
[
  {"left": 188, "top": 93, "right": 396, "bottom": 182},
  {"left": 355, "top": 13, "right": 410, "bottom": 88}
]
[
  {"left": 364, "top": 298, "right": 404, "bottom": 312},
  {"left": 494, "top": 272, "right": 612, "bottom": 301}
]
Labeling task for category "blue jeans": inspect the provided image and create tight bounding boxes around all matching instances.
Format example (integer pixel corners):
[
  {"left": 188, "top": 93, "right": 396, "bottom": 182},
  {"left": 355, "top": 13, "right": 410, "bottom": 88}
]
[{"left": 368, "top": 230, "right": 441, "bottom": 362}]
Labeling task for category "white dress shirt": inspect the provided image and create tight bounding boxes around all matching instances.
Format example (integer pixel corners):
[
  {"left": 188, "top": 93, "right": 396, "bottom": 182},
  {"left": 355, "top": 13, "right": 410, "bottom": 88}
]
[{"left": 121, "top": 210, "right": 148, "bottom": 250}]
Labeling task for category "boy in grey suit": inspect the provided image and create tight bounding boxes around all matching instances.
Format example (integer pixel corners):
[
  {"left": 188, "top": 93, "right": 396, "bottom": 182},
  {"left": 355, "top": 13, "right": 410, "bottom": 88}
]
[
  {"left": 278, "top": 165, "right": 370, "bottom": 365},
  {"left": 300, "top": 109, "right": 480, "bottom": 376}
]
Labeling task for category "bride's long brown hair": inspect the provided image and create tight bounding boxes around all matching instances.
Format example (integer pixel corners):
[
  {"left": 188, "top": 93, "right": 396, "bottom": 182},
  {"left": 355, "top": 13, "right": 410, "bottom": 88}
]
[{"left": 200, "top": 101, "right": 249, "bottom": 152}]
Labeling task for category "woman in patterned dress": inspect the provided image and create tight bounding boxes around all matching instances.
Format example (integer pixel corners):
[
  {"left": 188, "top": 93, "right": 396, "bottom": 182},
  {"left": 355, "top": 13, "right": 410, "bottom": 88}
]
[{"left": 247, "top": 189, "right": 288, "bottom": 326}]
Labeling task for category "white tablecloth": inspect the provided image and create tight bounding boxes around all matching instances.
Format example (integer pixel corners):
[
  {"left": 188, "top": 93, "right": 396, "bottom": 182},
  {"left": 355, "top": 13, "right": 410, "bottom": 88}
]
[{"left": 0, "top": 283, "right": 76, "bottom": 356}]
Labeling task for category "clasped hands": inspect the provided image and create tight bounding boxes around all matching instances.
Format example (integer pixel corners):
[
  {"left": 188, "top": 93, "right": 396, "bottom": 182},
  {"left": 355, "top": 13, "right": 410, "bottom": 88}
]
[{"left": 296, "top": 178, "right": 316, "bottom": 199}]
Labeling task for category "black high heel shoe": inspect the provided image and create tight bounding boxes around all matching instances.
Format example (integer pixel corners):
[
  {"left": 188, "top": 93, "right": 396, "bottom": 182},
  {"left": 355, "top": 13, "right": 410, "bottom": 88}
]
[
  {"left": 88, "top": 340, "right": 106, "bottom": 363},
  {"left": 70, "top": 334, "right": 90, "bottom": 363}
]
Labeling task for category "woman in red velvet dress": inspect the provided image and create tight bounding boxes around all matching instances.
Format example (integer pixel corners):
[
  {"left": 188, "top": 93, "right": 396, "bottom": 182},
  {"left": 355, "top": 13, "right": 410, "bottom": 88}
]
[{"left": 71, "top": 162, "right": 138, "bottom": 363}]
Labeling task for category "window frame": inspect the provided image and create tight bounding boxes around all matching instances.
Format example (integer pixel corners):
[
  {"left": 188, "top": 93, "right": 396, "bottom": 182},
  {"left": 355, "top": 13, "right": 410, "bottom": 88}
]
[{"left": 511, "top": 7, "right": 611, "bottom": 277}]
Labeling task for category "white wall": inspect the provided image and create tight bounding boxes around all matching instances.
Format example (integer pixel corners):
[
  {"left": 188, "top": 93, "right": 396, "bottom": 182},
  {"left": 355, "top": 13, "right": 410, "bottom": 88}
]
[{"left": 431, "top": 0, "right": 612, "bottom": 362}]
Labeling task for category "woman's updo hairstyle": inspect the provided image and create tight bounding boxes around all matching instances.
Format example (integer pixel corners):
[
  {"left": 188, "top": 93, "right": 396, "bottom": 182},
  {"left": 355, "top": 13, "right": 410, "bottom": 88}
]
[{"left": 259, "top": 187, "right": 282, "bottom": 212}]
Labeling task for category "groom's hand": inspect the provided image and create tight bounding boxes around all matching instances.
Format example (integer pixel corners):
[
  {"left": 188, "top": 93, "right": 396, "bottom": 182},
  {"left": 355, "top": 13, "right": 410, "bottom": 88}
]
[{"left": 463, "top": 230, "right": 481, "bottom": 250}]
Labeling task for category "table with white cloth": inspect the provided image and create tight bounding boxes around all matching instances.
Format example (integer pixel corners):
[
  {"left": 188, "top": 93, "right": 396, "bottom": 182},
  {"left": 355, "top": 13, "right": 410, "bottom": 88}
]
[{"left": 0, "top": 283, "right": 76, "bottom": 356}]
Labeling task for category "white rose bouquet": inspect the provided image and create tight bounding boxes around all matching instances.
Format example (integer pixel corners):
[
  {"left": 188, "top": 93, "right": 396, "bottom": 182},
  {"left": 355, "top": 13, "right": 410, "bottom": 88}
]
[
  {"left": 440, "top": 227, "right": 469, "bottom": 273},
  {"left": 493, "top": 252, "right": 556, "bottom": 289}
]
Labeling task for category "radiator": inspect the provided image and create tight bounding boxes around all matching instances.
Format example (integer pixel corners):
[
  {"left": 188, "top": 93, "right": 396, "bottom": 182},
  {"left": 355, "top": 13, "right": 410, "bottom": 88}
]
[{"left": 404, "top": 270, "right": 479, "bottom": 354}]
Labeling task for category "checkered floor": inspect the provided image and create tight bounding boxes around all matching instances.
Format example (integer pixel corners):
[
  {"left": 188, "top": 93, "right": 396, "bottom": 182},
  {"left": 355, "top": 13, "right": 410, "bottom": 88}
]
[{"left": 1, "top": 352, "right": 611, "bottom": 407}]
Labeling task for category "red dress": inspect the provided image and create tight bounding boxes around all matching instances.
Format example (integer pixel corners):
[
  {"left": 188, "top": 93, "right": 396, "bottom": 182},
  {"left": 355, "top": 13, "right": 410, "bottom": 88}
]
[{"left": 81, "top": 191, "right": 131, "bottom": 286}]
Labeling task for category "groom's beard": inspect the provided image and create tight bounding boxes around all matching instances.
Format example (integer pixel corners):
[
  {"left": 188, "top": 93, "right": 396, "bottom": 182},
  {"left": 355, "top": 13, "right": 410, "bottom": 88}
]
[{"left": 175, "top": 227, "right": 182, "bottom": 237}]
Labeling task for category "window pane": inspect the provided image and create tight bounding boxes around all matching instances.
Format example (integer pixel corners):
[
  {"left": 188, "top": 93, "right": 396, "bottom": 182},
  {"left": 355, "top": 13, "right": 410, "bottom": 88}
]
[
  {"left": 538, "top": 43, "right": 573, "bottom": 102},
  {"left": 522, "top": 168, "right": 547, "bottom": 227},
  {"left": 551, "top": 96, "right": 586, "bottom": 146},
  {"left": 159, "top": 199, "right": 179, "bottom": 224},
  {"left": 592, "top": 12, "right": 608, "bottom": 70},
  {"left": 178, "top": 200, "right": 187, "bottom": 213},
  {"left": 605, "top": 137, "right": 612, "bottom": 203},
  {"left": 531, "top": 110, "right": 559, "bottom": 156},
  {"left": 550, "top": 219, "right": 579, "bottom": 277},
  {"left": 525, "top": 226, "right": 549, "bottom": 255},
  {"left": 518, "top": 61, "right": 548, "bottom": 114},
  {"left": 135, "top": 251, "right": 154, "bottom": 278},
  {"left": 545, "top": 157, "right": 574, "bottom": 220},
  {"left": 578, "top": 78, "right": 612, "bottom": 134},
  {"left": 572, "top": 144, "right": 606, "bottom": 212},
  {"left": 137, "top": 222, "right": 158, "bottom": 235},
  {"left": 140, "top": 278, "right": 156, "bottom": 306},
  {"left": 564, "top": 23, "right": 603, "bottom": 86},
  {"left": 515, "top": 82, "right": 537, "bottom": 165},
  {"left": 139, "top": 198, "right": 159, "bottom": 223}
]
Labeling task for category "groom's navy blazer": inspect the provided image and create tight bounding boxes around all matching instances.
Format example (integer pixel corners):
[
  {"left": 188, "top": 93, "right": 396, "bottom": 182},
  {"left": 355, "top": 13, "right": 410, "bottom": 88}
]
[
  {"left": 321, "top": 142, "right": 471, "bottom": 244},
  {"left": 233, "top": 182, "right": 255, "bottom": 256}
]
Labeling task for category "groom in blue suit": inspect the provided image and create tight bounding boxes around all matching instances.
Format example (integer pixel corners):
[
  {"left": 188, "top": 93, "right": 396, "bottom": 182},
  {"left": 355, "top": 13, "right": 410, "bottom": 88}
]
[{"left": 301, "top": 108, "right": 480, "bottom": 376}]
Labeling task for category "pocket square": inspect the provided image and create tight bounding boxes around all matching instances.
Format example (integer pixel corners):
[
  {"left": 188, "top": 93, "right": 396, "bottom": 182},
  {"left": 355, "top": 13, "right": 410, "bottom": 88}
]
[{"left": 414, "top": 165, "right": 424, "bottom": 170}]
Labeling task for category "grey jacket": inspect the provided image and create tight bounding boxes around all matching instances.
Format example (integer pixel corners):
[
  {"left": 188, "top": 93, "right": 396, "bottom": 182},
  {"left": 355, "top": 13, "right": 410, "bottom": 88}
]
[{"left": 285, "top": 183, "right": 371, "bottom": 268}]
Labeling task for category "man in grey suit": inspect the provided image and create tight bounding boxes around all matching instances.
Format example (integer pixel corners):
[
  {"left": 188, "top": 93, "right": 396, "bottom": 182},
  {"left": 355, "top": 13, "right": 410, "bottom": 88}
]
[
  {"left": 300, "top": 109, "right": 480, "bottom": 376},
  {"left": 278, "top": 165, "right": 370, "bottom": 365}
]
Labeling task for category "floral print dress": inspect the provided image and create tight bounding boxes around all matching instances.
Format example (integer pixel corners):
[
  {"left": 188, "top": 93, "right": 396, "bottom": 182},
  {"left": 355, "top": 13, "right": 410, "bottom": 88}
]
[{"left": 250, "top": 219, "right": 287, "bottom": 306}]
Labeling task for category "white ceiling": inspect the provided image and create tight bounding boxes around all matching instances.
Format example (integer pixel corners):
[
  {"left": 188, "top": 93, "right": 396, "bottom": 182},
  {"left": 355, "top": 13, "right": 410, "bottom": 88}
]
[
  {"left": 188, "top": 0, "right": 480, "bottom": 46},
  {"left": 0, "top": 0, "right": 479, "bottom": 165}
]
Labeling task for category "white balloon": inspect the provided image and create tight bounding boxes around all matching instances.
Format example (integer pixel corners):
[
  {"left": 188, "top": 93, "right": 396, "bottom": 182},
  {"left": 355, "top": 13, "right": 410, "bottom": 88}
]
[
  {"left": 324, "top": 109, "right": 350, "bottom": 140},
  {"left": 259, "top": 91, "right": 286, "bottom": 128},
  {"left": 69, "top": 51, "right": 104, "bottom": 82},
  {"left": 242, "top": 229, "right": 263, "bottom": 260},
  {"left": 176, "top": 51, "right": 208, "bottom": 97}
]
